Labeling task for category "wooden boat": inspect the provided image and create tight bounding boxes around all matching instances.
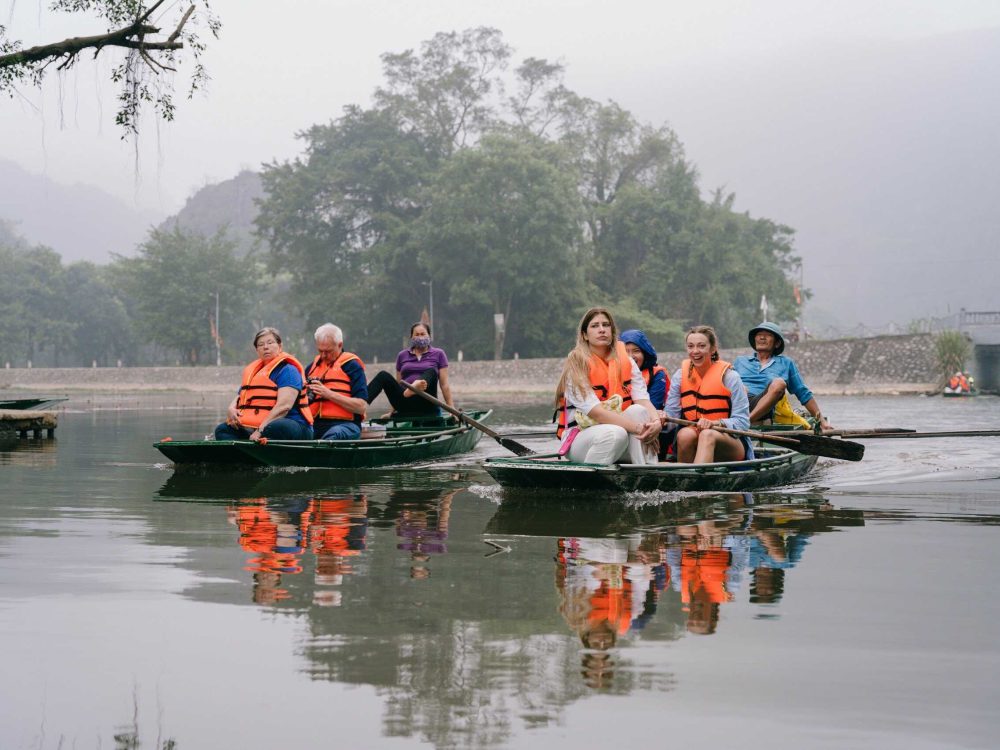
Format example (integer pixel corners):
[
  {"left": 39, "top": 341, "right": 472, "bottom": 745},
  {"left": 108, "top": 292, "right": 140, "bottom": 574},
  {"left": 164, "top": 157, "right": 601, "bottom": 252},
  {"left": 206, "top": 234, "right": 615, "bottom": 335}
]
[
  {"left": 154, "top": 410, "right": 492, "bottom": 469},
  {"left": 482, "top": 446, "right": 818, "bottom": 493},
  {"left": 942, "top": 388, "right": 978, "bottom": 398},
  {"left": 0, "top": 397, "right": 68, "bottom": 410}
]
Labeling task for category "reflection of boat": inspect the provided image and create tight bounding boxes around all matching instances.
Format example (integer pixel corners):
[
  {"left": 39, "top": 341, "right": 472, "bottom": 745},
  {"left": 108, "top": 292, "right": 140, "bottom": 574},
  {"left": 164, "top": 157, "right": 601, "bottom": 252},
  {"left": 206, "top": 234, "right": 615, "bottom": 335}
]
[
  {"left": 486, "top": 492, "right": 863, "bottom": 538},
  {"left": 483, "top": 447, "right": 817, "bottom": 493},
  {"left": 156, "top": 466, "right": 479, "bottom": 501},
  {"left": 0, "top": 397, "right": 68, "bottom": 410},
  {"left": 153, "top": 410, "right": 492, "bottom": 469}
]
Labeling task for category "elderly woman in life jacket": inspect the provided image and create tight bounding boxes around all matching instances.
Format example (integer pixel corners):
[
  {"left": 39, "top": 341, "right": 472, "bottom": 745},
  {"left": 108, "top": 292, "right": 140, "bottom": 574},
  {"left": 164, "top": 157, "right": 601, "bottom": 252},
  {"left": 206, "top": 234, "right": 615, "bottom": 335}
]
[
  {"left": 661, "top": 325, "right": 753, "bottom": 463},
  {"left": 554, "top": 307, "right": 661, "bottom": 465},
  {"left": 215, "top": 327, "right": 315, "bottom": 442}
]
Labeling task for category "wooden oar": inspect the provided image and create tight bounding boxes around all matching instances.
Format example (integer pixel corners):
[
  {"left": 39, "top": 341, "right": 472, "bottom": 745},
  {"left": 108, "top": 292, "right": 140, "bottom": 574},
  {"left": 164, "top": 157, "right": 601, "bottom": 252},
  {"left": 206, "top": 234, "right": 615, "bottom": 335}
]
[
  {"left": 664, "top": 416, "right": 865, "bottom": 462},
  {"left": 837, "top": 429, "right": 1000, "bottom": 439},
  {"left": 400, "top": 381, "right": 535, "bottom": 457},
  {"left": 823, "top": 427, "right": 915, "bottom": 436}
]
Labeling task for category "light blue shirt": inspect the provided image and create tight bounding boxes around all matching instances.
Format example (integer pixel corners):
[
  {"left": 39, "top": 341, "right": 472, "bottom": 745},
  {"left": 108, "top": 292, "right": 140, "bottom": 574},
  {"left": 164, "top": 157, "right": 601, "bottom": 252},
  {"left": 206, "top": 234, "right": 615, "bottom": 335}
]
[{"left": 732, "top": 353, "right": 814, "bottom": 405}]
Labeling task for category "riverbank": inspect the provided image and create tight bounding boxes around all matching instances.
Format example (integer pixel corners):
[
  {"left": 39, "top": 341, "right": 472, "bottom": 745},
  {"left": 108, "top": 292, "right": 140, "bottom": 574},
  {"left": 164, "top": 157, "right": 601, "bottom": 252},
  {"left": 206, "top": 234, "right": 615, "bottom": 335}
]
[{"left": 0, "top": 333, "right": 940, "bottom": 397}]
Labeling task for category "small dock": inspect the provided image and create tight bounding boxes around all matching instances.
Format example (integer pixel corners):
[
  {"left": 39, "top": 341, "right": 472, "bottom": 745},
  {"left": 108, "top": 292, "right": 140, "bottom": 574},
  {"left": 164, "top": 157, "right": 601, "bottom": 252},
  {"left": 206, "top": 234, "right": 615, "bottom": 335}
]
[{"left": 0, "top": 409, "right": 58, "bottom": 439}]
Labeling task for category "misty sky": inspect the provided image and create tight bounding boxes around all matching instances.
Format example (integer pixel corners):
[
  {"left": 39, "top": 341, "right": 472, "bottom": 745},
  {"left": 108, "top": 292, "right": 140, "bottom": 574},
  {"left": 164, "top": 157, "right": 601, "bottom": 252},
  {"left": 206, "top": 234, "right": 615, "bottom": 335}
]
[{"left": 4, "top": 0, "right": 1000, "bottom": 332}]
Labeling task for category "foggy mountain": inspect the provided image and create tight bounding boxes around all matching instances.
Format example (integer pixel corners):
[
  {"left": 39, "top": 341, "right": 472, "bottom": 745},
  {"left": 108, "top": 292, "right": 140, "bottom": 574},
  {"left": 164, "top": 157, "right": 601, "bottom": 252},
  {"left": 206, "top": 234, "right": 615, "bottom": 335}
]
[
  {"left": 629, "top": 27, "right": 1000, "bottom": 334},
  {"left": 158, "top": 170, "right": 264, "bottom": 256},
  {"left": 0, "top": 159, "right": 161, "bottom": 262}
]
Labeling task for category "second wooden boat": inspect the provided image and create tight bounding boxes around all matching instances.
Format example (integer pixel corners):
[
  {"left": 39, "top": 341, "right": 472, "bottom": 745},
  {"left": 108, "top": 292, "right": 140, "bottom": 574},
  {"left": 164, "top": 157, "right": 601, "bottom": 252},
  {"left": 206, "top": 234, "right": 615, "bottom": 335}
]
[
  {"left": 154, "top": 410, "right": 492, "bottom": 469},
  {"left": 483, "top": 446, "right": 818, "bottom": 493}
]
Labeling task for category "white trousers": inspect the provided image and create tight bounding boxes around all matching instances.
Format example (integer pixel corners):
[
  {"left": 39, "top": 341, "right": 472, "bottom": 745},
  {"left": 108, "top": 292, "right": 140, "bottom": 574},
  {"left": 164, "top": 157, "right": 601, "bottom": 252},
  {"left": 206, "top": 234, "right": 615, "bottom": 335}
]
[{"left": 566, "top": 404, "right": 656, "bottom": 465}]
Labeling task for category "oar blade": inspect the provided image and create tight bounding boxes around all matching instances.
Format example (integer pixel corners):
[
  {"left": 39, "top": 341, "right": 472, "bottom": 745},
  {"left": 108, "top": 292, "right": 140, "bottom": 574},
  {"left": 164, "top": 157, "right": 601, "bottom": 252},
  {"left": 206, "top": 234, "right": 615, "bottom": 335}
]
[
  {"left": 763, "top": 432, "right": 865, "bottom": 461},
  {"left": 498, "top": 436, "right": 535, "bottom": 457}
]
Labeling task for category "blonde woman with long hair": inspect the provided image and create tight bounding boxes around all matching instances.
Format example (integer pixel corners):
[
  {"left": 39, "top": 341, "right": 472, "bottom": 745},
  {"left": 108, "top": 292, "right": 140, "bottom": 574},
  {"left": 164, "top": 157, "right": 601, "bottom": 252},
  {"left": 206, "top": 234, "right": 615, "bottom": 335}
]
[
  {"left": 661, "top": 325, "right": 753, "bottom": 463},
  {"left": 554, "top": 307, "right": 661, "bottom": 464}
]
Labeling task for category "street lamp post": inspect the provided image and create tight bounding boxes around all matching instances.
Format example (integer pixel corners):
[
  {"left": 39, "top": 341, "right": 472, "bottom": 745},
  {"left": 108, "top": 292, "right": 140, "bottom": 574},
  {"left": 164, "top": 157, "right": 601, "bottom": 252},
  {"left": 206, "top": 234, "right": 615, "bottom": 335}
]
[
  {"left": 422, "top": 280, "right": 434, "bottom": 332},
  {"left": 214, "top": 291, "right": 221, "bottom": 366}
]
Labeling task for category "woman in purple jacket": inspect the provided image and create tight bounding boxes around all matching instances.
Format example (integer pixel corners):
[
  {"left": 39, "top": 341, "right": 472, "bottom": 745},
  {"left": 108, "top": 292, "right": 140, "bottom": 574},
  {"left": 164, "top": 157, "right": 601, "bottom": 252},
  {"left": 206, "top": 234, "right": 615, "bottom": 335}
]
[{"left": 366, "top": 322, "right": 455, "bottom": 417}]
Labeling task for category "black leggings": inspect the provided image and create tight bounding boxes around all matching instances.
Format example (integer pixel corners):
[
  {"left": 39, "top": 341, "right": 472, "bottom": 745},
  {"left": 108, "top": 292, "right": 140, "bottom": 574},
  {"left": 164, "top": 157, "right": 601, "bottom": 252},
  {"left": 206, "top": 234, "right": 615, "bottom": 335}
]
[{"left": 367, "top": 369, "right": 440, "bottom": 416}]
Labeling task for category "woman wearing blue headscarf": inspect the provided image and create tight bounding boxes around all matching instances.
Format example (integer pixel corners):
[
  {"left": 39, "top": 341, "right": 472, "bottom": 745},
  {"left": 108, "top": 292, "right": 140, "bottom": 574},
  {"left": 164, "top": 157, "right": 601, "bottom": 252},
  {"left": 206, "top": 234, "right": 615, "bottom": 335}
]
[{"left": 619, "top": 329, "right": 669, "bottom": 411}]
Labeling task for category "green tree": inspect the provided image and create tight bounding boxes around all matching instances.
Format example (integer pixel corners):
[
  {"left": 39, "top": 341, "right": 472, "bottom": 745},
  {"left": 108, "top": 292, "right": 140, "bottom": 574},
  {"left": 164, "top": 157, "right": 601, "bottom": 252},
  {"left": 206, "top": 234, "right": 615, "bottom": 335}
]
[
  {"left": 416, "top": 135, "right": 583, "bottom": 359},
  {"left": 631, "top": 190, "right": 799, "bottom": 347},
  {"left": 935, "top": 330, "right": 971, "bottom": 381},
  {"left": 0, "top": 244, "right": 74, "bottom": 365},
  {"left": 374, "top": 27, "right": 511, "bottom": 159},
  {"left": 255, "top": 106, "right": 435, "bottom": 356},
  {"left": 1, "top": 1, "right": 220, "bottom": 135},
  {"left": 62, "top": 262, "right": 135, "bottom": 366},
  {"left": 253, "top": 27, "right": 804, "bottom": 360},
  {"left": 111, "top": 227, "right": 259, "bottom": 364}
]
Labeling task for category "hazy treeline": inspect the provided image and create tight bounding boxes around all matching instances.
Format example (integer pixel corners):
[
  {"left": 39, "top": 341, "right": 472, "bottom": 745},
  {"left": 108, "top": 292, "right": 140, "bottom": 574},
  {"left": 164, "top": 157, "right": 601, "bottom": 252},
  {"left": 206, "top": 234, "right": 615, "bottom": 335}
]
[{"left": 1, "top": 28, "right": 800, "bottom": 368}]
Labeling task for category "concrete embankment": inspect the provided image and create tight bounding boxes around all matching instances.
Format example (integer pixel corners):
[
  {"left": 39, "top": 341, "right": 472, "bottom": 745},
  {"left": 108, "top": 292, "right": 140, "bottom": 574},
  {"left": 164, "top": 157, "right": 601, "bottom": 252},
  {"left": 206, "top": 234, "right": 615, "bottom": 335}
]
[{"left": 0, "top": 333, "right": 939, "bottom": 397}]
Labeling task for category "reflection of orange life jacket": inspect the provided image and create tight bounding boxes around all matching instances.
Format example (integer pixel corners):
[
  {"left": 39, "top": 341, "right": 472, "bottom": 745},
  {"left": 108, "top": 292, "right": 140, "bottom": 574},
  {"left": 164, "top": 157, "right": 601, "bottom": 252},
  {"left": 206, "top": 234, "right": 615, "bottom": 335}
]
[
  {"left": 311, "top": 498, "right": 365, "bottom": 556},
  {"left": 556, "top": 341, "right": 634, "bottom": 438},
  {"left": 236, "top": 353, "right": 314, "bottom": 429},
  {"left": 588, "top": 567, "right": 634, "bottom": 636},
  {"left": 236, "top": 504, "right": 277, "bottom": 554},
  {"left": 680, "top": 546, "right": 732, "bottom": 605},
  {"left": 305, "top": 352, "right": 364, "bottom": 421},
  {"left": 680, "top": 359, "right": 733, "bottom": 422}
]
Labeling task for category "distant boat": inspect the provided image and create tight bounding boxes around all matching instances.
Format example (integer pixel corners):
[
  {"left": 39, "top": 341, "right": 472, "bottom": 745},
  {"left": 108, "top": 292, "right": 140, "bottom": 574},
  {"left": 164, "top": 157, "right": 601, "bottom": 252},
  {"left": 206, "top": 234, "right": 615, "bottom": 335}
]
[
  {"left": 0, "top": 397, "right": 68, "bottom": 411},
  {"left": 942, "top": 388, "right": 978, "bottom": 398},
  {"left": 943, "top": 372, "right": 977, "bottom": 397}
]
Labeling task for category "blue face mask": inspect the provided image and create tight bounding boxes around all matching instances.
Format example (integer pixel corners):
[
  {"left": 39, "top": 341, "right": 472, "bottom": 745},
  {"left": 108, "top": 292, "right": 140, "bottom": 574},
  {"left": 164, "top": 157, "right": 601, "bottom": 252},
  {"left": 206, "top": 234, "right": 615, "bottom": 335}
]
[{"left": 410, "top": 335, "right": 431, "bottom": 349}]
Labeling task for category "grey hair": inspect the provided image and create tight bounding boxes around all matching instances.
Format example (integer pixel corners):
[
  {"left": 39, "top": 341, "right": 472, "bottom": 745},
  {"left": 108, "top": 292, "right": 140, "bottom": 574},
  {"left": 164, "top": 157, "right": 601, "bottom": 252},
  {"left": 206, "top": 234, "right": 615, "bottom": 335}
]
[
  {"left": 314, "top": 323, "right": 344, "bottom": 345},
  {"left": 253, "top": 326, "right": 282, "bottom": 347}
]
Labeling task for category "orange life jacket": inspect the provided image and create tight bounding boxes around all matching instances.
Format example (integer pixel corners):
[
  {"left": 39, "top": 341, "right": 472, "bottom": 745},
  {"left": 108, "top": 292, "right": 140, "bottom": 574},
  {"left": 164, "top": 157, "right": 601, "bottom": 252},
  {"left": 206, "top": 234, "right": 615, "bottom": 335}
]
[
  {"left": 948, "top": 373, "right": 969, "bottom": 391},
  {"left": 642, "top": 364, "right": 668, "bottom": 388},
  {"left": 679, "top": 358, "right": 733, "bottom": 422},
  {"left": 236, "top": 353, "right": 314, "bottom": 429},
  {"left": 305, "top": 351, "right": 365, "bottom": 422},
  {"left": 555, "top": 341, "right": 634, "bottom": 438}
]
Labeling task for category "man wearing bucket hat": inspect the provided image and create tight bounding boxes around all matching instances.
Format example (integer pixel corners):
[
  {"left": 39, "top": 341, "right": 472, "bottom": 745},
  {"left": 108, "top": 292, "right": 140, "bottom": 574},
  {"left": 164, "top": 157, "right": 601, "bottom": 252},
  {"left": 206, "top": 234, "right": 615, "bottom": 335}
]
[{"left": 732, "top": 322, "right": 832, "bottom": 430}]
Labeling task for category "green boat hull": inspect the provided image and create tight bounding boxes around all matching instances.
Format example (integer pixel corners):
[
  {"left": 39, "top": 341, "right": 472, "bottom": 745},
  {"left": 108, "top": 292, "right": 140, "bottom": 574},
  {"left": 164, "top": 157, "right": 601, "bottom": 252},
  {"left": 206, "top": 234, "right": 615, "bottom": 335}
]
[
  {"left": 483, "top": 447, "right": 818, "bottom": 493},
  {"left": 154, "top": 410, "right": 491, "bottom": 469},
  {"left": 0, "top": 397, "right": 68, "bottom": 410}
]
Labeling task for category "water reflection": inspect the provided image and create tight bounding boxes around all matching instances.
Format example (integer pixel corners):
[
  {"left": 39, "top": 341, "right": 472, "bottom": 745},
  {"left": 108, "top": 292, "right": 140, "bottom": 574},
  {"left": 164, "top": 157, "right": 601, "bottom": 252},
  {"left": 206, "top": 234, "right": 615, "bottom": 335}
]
[
  {"left": 229, "top": 495, "right": 368, "bottom": 606},
  {"left": 154, "top": 473, "right": 873, "bottom": 741},
  {"left": 490, "top": 492, "right": 865, "bottom": 691},
  {"left": 0, "top": 437, "right": 58, "bottom": 467},
  {"left": 377, "top": 487, "right": 459, "bottom": 579}
]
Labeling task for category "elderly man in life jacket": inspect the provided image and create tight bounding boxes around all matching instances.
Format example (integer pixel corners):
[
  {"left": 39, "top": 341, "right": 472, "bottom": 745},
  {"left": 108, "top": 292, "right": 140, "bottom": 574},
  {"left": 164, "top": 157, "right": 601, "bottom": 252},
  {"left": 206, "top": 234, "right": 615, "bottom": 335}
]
[
  {"left": 732, "top": 322, "right": 832, "bottom": 431},
  {"left": 303, "top": 323, "right": 369, "bottom": 440}
]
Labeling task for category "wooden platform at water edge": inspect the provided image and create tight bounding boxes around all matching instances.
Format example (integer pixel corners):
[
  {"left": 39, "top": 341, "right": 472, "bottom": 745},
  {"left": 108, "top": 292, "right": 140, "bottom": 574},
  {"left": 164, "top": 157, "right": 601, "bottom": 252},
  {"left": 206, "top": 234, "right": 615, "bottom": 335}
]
[{"left": 0, "top": 409, "right": 58, "bottom": 439}]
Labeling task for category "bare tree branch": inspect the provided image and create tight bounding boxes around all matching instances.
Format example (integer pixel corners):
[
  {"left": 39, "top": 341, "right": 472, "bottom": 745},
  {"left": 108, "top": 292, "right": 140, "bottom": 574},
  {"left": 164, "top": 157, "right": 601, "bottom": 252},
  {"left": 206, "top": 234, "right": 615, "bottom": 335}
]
[{"left": 0, "top": 13, "right": 192, "bottom": 69}]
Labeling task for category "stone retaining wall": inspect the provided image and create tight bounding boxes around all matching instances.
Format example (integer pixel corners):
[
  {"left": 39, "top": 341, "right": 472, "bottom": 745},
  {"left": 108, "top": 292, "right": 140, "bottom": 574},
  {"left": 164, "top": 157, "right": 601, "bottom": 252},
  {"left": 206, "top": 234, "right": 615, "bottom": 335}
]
[{"left": 0, "top": 333, "right": 940, "bottom": 396}]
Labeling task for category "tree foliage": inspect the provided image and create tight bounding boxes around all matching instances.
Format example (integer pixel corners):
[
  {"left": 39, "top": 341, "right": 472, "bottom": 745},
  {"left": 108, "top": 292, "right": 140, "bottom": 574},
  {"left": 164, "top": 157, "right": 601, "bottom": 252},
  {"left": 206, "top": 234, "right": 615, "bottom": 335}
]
[
  {"left": 935, "top": 330, "right": 971, "bottom": 380},
  {"left": 416, "top": 134, "right": 583, "bottom": 359},
  {"left": 110, "top": 227, "right": 259, "bottom": 364},
  {"left": 0, "top": 1, "right": 220, "bottom": 135},
  {"left": 253, "top": 26, "right": 801, "bottom": 360},
  {"left": 0, "top": 238, "right": 131, "bottom": 366}
]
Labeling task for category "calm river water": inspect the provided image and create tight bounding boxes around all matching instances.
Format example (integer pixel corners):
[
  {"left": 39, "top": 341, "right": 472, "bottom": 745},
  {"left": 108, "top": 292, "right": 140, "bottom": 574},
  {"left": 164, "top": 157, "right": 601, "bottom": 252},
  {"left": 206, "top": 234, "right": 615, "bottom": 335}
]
[{"left": 2, "top": 392, "right": 999, "bottom": 749}]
